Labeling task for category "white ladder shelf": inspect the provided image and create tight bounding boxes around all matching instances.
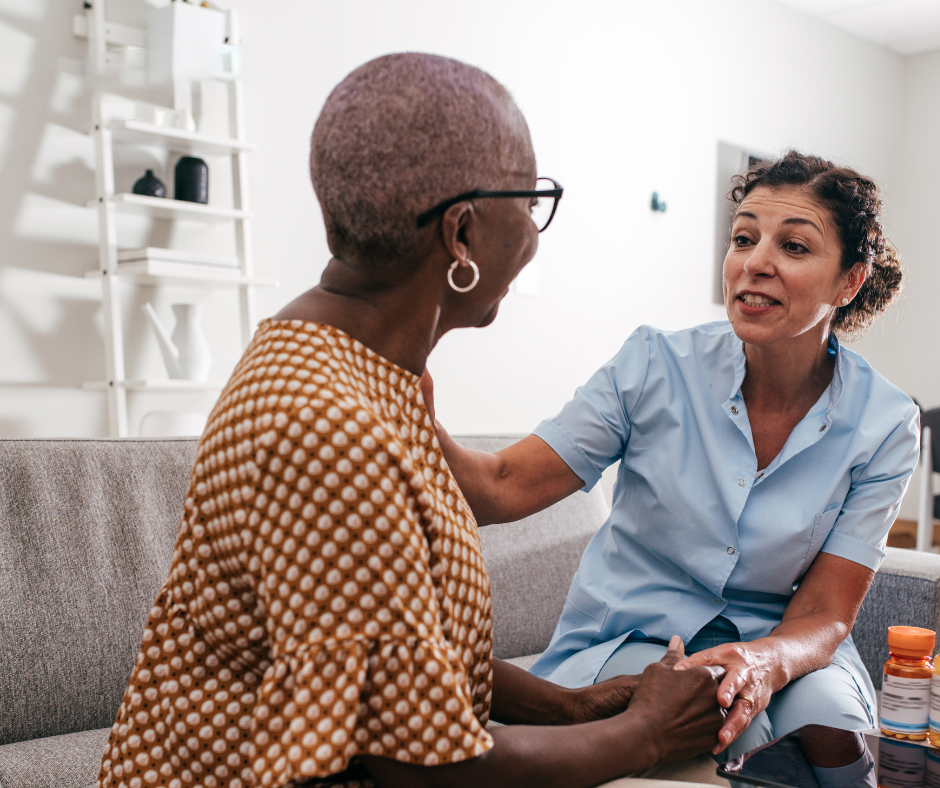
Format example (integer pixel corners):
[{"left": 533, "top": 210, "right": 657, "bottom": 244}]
[{"left": 76, "top": 2, "right": 274, "bottom": 437}]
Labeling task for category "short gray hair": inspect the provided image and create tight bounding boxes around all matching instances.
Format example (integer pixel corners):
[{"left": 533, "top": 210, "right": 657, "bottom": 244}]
[{"left": 310, "top": 53, "right": 534, "bottom": 265}]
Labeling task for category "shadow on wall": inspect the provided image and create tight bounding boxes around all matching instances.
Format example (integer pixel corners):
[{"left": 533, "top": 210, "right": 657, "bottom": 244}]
[
  {"left": 0, "top": 0, "right": 174, "bottom": 405},
  {"left": 0, "top": 287, "right": 104, "bottom": 385}
]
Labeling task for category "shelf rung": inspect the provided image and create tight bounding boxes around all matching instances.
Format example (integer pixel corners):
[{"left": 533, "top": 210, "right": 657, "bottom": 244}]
[
  {"left": 90, "top": 193, "right": 252, "bottom": 223},
  {"left": 73, "top": 15, "right": 146, "bottom": 48},
  {"left": 110, "top": 119, "right": 255, "bottom": 156},
  {"left": 83, "top": 379, "right": 223, "bottom": 392},
  {"left": 84, "top": 269, "right": 278, "bottom": 289}
]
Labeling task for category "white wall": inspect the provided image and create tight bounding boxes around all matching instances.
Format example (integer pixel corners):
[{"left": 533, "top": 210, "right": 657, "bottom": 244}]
[
  {"left": 855, "top": 50, "right": 940, "bottom": 407},
  {"left": 0, "top": 0, "right": 909, "bottom": 440},
  {"left": 858, "top": 50, "right": 940, "bottom": 520}
]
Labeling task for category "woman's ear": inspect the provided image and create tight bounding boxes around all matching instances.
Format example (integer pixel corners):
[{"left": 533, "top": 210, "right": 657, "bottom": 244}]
[
  {"left": 440, "top": 202, "right": 474, "bottom": 264},
  {"left": 844, "top": 262, "right": 867, "bottom": 300}
]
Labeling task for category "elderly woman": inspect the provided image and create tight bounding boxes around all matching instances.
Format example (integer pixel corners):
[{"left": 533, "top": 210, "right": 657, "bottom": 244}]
[
  {"left": 95, "top": 54, "right": 725, "bottom": 788},
  {"left": 430, "top": 151, "right": 919, "bottom": 787}
]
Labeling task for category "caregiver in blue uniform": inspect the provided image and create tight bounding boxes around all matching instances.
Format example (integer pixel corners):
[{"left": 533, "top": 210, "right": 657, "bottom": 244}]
[{"left": 426, "top": 150, "right": 919, "bottom": 787}]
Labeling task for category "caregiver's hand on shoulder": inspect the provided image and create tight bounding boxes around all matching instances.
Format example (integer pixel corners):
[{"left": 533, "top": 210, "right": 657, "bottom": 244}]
[
  {"left": 565, "top": 635, "right": 689, "bottom": 723},
  {"left": 674, "top": 640, "right": 778, "bottom": 754},
  {"left": 419, "top": 368, "right": 582, "bottom": 526}
]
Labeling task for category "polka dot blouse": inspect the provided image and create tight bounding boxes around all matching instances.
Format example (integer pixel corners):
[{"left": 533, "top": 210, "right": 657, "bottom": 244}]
[{"left": 97, "top": 320, "right": 495, "bottom": 788}]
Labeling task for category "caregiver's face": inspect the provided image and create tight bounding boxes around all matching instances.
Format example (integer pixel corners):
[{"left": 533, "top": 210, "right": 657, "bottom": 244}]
[{"left": 723, "top": 186, "right": 845, "bottom": 346}]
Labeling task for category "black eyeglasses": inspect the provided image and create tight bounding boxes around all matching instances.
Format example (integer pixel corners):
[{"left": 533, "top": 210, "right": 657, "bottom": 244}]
[{"left": 415, "top": 177, "right": 563, "bottom": 233}]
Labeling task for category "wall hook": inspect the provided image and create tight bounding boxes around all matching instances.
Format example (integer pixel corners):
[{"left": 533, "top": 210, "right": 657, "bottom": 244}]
[{"left": 651, "top": 192, "right": 667, "bottom": 212}]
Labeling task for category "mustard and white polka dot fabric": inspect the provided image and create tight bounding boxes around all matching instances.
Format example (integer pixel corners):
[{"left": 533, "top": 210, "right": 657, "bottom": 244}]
[{"left": 97, "top": 320, "right": 495, "bottom": 788}]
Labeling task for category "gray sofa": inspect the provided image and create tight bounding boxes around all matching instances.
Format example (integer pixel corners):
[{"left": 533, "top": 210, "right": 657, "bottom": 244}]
[{"left": 1, "top": 436, "right": 939, "bottom": 788}]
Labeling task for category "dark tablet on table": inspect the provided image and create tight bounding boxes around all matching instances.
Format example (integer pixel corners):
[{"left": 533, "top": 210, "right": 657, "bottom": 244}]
[{"left": 717, "top": 728, "right": 940, "bottom": 788}]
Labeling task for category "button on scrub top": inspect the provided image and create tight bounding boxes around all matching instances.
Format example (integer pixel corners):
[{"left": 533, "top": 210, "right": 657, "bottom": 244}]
[{"left": 530, "top": 321, "right": 919, "bottom": 689}]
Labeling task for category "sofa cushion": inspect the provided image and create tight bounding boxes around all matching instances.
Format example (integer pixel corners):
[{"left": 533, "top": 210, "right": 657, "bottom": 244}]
[
  {"left": 0, "top": 727, "right": 110, "bottom": 788},
  {"left": 504, "top": 653, "right": 542, "bottom": 671},
  {"left": 453, "top": 436, "right": 610, "bottom": 659},
  {"left": 0, "top": 438, "right": 198, "bottom": 747}
]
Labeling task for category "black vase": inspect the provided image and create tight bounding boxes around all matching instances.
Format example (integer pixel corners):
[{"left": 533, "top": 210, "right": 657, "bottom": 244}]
[
  {"left": 132, "top": 169, "right": 166, "bottom": 198},
  {"left": 174, "top": 157, "right": 209, "bottom": 204}
]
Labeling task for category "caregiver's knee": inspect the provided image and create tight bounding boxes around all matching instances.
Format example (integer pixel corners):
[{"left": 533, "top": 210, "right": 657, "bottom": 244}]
[{"left": 796, "top": 726, "right": 864, "bottom": 767}]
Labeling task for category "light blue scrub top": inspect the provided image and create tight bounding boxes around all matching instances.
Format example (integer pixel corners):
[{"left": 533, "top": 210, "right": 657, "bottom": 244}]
[{"left": 530, "top": 321, "right": 920, "bottom": 689}]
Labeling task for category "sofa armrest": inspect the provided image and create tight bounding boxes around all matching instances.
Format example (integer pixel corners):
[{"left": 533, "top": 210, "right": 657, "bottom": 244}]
[{"left": 852, "top": 546, "right": 940, "bottom": 689}]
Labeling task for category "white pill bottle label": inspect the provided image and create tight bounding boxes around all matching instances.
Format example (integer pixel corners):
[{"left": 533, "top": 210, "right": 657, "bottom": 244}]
[
  {"left": 928, "top": 674, "right": 940, "bottom": 732},
  {"left": 881, "top": 673, "right": 931, "bottom": 735}
]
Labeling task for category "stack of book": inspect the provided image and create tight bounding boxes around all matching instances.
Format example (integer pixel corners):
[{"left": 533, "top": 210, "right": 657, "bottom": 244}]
[{"left": 117, "top": 247, "right": 240, "bottom": 277}]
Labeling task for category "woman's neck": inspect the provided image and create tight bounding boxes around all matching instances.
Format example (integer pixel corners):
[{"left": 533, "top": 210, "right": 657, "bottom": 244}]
[
  {"left": 741, "top": 326, "right": 835, "bottom": 412},
  {"left": 272, "top": 257, "right": 446, "bottom": 376}
]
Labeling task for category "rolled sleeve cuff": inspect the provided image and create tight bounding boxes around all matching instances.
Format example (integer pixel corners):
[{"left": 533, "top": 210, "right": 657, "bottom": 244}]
[
  {"left": 533, "top": 419, "right": 602, "bottom": 492},
  {"left": 819, "top": 530, "right": 887, "bottom": 572}
]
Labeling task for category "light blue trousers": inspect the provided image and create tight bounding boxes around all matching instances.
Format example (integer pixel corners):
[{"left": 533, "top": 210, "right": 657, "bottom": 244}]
[{"left": 595, "top": 617, "right": 876, "bottom": 762}]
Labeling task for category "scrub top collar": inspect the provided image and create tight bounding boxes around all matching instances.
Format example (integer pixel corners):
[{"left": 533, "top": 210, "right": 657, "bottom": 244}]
[
  {"left": 725, "top": 332, "right": 845, "bottom": 484},
  {"left": 727, "top": 332, "right": 845, "bottom": 415}
]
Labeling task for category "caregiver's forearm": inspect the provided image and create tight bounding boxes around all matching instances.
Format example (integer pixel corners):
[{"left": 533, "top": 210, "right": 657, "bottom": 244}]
[
  {"left": 755, "top": 612, "right": 854, "bottom": 690},
  {"left": 433, "top": 421, "right": 583, "bottom": 526},
  {"left": 765, "top": 551, "right": 875, "bottom": 686},
  {"left": 432, "top": 419, "right": 510, "bottom": 525}
]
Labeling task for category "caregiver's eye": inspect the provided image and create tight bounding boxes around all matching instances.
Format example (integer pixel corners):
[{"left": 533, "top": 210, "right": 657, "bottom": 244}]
[
  {"left": 732, "top": 234, "right": 752, "bottom": 247},
  {"left": 783, "top": 241, "right": 808, "bottom": 254}
]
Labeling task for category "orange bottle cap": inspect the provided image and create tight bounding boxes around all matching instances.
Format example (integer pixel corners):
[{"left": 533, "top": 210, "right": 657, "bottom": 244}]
[{"left": 888, "top": 626, "right": 936, "bottom": 657}]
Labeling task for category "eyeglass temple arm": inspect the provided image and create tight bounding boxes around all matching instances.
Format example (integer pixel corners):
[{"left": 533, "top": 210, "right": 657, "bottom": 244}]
[{"left": 415, "top": 183, "right": 563, "bottom": 229}]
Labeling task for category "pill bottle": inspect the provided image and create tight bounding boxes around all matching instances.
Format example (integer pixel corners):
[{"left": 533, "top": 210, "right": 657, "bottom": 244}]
[
  {"left": 926, "top": 748, "right": 940, "bottom": 788},
  {"left": 878, "top": 737, "right": 927, "bottom": 788},
  {"left": 929, "top": 646, "right": 940, "bottom": 747},
  {"left": 880, "top": 626, "right": 935, "bottom": 741}
]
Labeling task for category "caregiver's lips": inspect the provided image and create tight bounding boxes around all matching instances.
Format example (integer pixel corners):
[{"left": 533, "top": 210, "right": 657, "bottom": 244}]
[{"left": 736, "top": 290, "right": 781, "bottom": 315}]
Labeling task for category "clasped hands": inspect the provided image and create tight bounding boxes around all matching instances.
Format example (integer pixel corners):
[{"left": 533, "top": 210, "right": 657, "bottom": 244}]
[
  {"left": 674, "top": 639, "right": 775, "bottom": 754},
  {"left": 566, "top": 636, "right": 766, "bottom": 757},
  {"left": 555, "top": 636, "right": 727, "bottom": 765}
]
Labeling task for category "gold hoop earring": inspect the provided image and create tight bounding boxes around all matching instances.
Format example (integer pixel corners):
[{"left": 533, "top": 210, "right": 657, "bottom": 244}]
[{"left": 448, "top": 259, "right": 480, "bottom": 293}]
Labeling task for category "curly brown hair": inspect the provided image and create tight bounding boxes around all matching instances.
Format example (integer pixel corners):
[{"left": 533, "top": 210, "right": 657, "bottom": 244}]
[{"left": 729, "top": 150, "right": 902, "bottom": 339}]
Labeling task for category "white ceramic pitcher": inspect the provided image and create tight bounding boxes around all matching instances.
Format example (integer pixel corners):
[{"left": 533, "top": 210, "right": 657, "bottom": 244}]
[{"left": 142, "top": 302, "right": 212, "bottom": 381}]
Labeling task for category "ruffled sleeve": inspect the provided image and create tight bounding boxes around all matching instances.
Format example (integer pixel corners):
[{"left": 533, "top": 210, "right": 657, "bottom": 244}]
[
  {"left": 246, "top": 397, "right": 493, "bottom": 785},
  {"left": 250, "top": 637, "right": 491, "bottom": 784}
]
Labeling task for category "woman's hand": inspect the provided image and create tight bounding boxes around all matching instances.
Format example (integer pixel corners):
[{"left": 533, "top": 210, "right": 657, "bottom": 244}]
[
  {"left": 565, "top": 635, "right": 688, "bottom": 724},
  {"left": 672, "top": 555, "right": 876, "bottom": 754},
  {"left": 674, "top": 639, "right": 780, "bottom": 754},
  {"left": 626, "top": 657, "right": 728, "bottom": 765}
]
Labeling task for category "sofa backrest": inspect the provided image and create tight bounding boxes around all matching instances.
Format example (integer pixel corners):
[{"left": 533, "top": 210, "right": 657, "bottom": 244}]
[
  {"left": 0, "top": 435, "right": 609, "bottom": 746},
  {"left": 0, "top": 438, "right": 198, "bottom": 747}
]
